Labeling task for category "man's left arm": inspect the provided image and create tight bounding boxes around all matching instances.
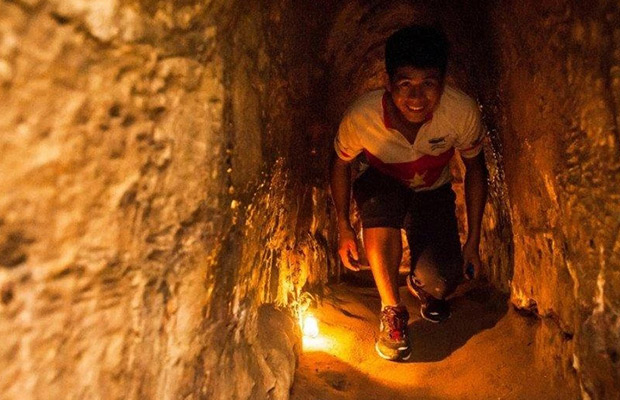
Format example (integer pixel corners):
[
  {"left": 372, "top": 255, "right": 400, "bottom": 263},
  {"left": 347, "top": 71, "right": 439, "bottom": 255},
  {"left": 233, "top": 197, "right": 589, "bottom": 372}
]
[{"left": 461, "top": 152, "right": 488, "bottom": 279}]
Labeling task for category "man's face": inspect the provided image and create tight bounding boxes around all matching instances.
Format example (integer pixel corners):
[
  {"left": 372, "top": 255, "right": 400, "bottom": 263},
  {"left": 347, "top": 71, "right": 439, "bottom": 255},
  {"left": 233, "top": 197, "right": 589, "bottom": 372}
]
[{"left": 387, "top": 66, "right": 444, "bottom": 124}]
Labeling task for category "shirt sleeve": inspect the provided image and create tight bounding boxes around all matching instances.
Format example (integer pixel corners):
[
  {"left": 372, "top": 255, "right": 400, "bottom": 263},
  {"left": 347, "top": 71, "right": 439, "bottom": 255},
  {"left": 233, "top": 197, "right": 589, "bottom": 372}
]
[
  {"left": 454, "top": 100, "right": 485, "bottom": 159},
  {"left": 334, "top": 112, "right": 363, "bottom": 161}
]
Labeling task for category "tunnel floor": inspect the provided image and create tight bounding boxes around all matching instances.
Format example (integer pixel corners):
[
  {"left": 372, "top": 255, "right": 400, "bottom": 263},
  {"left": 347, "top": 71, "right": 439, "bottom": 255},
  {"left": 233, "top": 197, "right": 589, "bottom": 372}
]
[{"left": 290, "top": 276, "right": 572, "bottom": 400}]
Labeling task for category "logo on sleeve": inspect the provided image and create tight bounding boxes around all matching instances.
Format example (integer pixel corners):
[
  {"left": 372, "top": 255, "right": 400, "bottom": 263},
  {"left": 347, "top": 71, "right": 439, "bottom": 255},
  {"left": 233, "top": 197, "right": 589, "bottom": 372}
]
[{"left": 428, "top": 136, "right": 447, "bottom": 151}]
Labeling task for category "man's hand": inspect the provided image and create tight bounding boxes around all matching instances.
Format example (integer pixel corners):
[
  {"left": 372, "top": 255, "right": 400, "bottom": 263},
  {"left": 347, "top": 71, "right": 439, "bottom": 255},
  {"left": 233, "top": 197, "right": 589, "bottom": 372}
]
[
  {"left": 338, "top": 225, "right": 361, "bottom": 272},
  {"left": 461, "top": 152, "right": 487, "bottom": 280},
  {"left": 330, "top": 155, "right": 360, "bottom": 272},
  {"left": 462, "top": 239, "right": 481, "bottom": 279}
]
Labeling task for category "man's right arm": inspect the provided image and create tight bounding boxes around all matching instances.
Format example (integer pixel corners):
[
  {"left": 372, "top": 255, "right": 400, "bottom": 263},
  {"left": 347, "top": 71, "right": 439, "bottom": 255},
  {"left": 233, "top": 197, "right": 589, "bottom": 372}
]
[{"left": 330, "top": 155, "right": 360, "bottom": 271}]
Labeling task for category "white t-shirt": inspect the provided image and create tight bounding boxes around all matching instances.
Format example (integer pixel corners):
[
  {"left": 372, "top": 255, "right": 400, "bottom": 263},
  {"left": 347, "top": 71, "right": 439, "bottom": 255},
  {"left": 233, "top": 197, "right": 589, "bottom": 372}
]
[{"left": 334, "top": 85, "right": 484, "bottom": 192}]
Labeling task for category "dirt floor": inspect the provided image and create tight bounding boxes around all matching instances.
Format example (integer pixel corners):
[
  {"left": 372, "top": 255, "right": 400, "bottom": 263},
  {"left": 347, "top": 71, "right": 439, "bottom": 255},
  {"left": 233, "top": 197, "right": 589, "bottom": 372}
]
[{"left": 290, "top": 272, "right": 575, "bottom": 400}]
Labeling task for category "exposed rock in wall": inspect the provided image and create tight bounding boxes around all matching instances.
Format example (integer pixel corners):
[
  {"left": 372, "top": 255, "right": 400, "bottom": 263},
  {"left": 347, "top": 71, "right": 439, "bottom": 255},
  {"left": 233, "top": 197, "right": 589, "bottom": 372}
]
[
  {"left": 0, "top": 0, "right": 334, "bottom": 399},
  {"left": 485, "top": 1, "right": 620, "bottom": 398}
]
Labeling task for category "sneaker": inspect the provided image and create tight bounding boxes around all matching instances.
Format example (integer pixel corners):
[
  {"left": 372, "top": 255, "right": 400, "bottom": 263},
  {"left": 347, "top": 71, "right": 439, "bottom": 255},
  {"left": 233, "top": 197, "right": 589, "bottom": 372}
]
[
  {"left": 406, "top": 274, "right": 451, "bottom": 323},
  {"left": 375, "top": 305, "right": 411, "bottom": 361}
]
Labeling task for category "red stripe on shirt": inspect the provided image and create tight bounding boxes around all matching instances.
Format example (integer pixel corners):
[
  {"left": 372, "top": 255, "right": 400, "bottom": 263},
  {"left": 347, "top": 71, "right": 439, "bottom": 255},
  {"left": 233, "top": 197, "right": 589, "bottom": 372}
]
[{"left": 363, "top": 148, "right": 455, "bottom": 188}]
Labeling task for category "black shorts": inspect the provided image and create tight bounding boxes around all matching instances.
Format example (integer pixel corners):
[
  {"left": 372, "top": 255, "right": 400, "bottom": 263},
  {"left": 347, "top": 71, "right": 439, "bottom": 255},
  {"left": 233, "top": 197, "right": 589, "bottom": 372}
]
[{"left": 352, "top": 167, "right": 463, "bottom": 297}]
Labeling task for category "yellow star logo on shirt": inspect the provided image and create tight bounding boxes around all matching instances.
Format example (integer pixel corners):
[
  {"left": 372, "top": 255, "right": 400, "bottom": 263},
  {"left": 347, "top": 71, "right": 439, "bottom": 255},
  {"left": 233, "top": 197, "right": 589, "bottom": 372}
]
[{"left": 408, "top": 171, "right": 427, "bottom": 188}]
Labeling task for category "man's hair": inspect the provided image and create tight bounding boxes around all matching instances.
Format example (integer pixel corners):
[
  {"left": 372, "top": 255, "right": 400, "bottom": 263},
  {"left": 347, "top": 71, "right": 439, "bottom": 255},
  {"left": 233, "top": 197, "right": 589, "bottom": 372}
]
[{"left": 385, "top": 24, "right": 450, "bottom": 79}]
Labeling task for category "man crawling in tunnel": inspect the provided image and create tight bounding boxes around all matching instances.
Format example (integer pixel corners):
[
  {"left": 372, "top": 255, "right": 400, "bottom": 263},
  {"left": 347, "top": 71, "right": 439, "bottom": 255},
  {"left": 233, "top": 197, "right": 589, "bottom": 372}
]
[{"left": 330, "top": 25, "right": 488, "bottom": 361}]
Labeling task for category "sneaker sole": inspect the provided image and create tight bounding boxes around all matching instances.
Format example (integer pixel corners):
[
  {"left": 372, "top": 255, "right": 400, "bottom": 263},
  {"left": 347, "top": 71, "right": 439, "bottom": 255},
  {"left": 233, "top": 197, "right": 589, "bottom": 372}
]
[
  {"left": 420, "top": 308, "right": 445, "bottom": 323},
  {"left": 375, "top": 343, "right": 411, "bottom": 361},
  {"left": 375, "top": 342, "right": 399, "bottom": 361},
  {"left": 407, "top": 275, "right": 451, "bottom": 323},
  {"left": 375, "top": 342, "right": 412, "bottom": 361}
]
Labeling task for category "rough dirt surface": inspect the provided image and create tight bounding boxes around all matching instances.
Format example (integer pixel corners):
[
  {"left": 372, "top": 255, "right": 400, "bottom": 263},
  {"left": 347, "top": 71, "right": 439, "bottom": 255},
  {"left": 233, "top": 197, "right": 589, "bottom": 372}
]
[{"left": 291, "top": 277, "right": 577, "bottom": 400}]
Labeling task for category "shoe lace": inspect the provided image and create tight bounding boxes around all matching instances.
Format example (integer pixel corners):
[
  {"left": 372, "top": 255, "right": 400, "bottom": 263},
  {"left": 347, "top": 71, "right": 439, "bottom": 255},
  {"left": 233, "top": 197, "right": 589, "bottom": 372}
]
[{"left": 381, "top": 306, "right": 409, "bottom": 341}]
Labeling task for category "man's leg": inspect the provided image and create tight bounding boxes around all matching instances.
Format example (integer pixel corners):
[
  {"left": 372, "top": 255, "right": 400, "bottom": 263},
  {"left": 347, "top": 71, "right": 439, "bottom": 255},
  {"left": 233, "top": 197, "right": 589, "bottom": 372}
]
[
  {"left": 352, "top": 167, "right": 410, "bottom": 361},
  {"left": 363, "top": 227, "right": 402, "bottom": 307},
  {"left": 409, "top": 245, "right": 462, "bottom": 300},
  {"left": 406, "top": 184, "right": 463, "bottom": 321},
  {"left": 364, "top": 226, "right": 411, "bottom": 361}
]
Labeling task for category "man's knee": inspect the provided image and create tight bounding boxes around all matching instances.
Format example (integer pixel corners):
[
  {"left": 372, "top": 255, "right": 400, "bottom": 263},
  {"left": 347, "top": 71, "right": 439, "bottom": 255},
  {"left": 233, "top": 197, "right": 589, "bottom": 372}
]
[
  {"left": 411, "top": 268, "right": 450, "bottom": 299},
  {"left": 412, "top": 249, "right": 462, "bottom": 299}
]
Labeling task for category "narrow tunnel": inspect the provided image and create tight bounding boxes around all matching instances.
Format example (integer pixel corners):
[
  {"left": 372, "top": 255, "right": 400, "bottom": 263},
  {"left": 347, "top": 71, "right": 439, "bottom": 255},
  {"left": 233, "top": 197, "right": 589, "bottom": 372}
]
[{"left": 0, "top": 1, "right": 618, "bottom": 399}]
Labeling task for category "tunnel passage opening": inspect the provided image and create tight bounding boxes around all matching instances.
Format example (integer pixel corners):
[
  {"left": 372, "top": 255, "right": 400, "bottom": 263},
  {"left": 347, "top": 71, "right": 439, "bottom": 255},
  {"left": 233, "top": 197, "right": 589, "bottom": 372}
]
[
  {"left": 292, "top": 1, "right": 620, "bottom": 398},
  {"left": 318, "top": 0, "right": 514, "bottom": 296},
  {"left": 287, "top": 1, "right": 522, "bottom": 392}
]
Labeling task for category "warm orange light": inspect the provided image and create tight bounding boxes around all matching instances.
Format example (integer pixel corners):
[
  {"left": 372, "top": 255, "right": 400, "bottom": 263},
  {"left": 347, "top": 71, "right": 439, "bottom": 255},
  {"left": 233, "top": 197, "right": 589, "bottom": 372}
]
[{"left": 302, "top": 314, "right": 319, "bottom": 338}]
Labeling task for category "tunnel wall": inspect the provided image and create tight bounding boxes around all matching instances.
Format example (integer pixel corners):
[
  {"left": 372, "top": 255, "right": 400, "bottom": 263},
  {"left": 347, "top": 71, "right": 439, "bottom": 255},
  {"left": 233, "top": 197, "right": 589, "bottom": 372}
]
[
  {"left": 483, "top": 1, "right": 620, "bottom": 398},
  {"left": 0, "top": 1, "right": 335, "bottom": 399}
]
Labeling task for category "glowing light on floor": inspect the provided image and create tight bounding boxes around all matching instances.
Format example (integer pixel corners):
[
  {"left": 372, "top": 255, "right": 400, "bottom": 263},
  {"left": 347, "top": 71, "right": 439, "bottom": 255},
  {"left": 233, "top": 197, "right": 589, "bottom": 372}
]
[
  {"left": 299, "top": 311, "right": 336, "bottom": 352},
  {"left": 302, "top": 334, "right": 335, "bottom": 352},
  {"left": 302, "top": 314, "right": 319, "bottom": 338}
]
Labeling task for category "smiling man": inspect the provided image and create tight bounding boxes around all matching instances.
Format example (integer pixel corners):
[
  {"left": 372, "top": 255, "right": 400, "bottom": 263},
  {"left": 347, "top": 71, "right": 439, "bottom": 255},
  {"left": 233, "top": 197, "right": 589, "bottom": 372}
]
[{"left": 330, "top": 25, "right": 488, "bottom": 361}]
